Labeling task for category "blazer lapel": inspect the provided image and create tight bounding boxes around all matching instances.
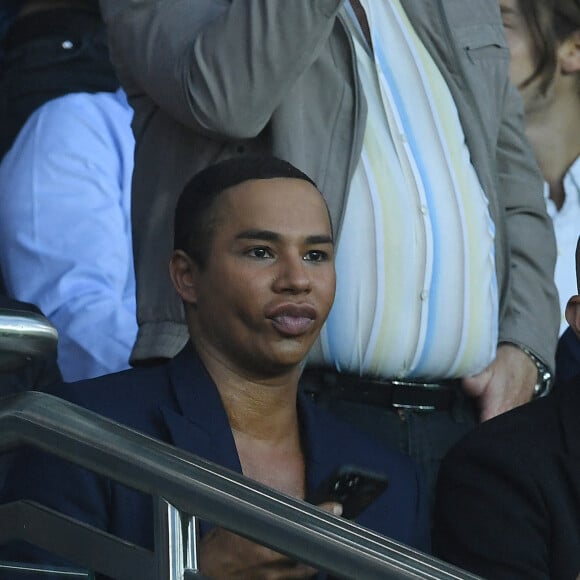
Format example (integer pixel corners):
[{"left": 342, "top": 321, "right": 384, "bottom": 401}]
[
  {"left": 159, "top": 343, "right": 242, "bottom": 475},
  {"left": 299, "top": 394, "right": 347, "bottom": 497}
]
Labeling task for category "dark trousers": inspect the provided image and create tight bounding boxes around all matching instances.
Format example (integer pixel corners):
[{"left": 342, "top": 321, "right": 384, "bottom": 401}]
[
  {"left": 0, "top": 7, "right": 118, "bottom": 160},
  {"left": 305, "top": 386, "right": 478, "bottom": 514}
]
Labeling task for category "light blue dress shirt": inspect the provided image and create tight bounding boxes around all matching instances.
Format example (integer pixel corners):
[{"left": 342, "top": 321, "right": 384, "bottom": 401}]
[{"left": 0, "top": 88, "right": 137, "bottom": 381}]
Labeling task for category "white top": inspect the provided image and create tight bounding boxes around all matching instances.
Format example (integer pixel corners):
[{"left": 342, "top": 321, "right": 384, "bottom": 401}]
[{"left": 545, "top": 155, "right": 580, "bottom": 336}]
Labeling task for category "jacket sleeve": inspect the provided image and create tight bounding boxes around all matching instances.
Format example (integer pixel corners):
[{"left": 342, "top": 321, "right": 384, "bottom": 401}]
[
  {"left": 99, "top": 0, "right": 344, "bottom": 139},
  {"left": 495, "top": 79, "right": 559, "bottom": 370},
  {"left": 433, "top": 429, "right": 550, "bottom": 579}
]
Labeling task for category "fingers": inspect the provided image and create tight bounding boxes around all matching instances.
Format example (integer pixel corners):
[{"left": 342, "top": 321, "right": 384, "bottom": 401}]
[
  {"left": 200, "top": 527, "right": 319, "bottom": 579},
  {"left": 462, "top": 344, "right": 538, "bottom": 422},
  {"left": 461, "top": 367, "right": 490, "bottom": 399}
]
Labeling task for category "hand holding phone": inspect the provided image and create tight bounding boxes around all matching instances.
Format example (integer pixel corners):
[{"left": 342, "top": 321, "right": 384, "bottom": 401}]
[{"left": 309, "top": 465, "right": 389, "bottom": 520}]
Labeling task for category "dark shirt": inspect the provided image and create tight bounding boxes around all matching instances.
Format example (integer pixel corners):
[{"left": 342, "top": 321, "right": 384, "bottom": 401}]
[
  {"left": 0, "top": 1, "right": 118, "bottom": 159},
  {"left": 0, "top": 0, "right": 19, "bottom": 42}
]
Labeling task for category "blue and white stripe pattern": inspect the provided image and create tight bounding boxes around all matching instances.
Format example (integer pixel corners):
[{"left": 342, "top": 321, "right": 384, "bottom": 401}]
[{"left": 309, "top": 0, "right": 498, "bottom": 380}]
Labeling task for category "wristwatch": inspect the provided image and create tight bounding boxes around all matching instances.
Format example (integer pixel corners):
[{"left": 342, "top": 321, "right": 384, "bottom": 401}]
[{"left": 519, "top": 346, "right": 553, "bottom": 398}]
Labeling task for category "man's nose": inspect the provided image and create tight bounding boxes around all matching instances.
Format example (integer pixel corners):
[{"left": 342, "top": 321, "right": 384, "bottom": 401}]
[{"left": 273, "top": 255, "right": 312, "bottom": 293}]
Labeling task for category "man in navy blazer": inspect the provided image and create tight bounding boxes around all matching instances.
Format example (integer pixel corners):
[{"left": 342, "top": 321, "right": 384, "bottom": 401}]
[
  {"left": 0, "top": 156, "right": 430, "bottom": 578},
  {"left": 433, "top": 236, "right": 580, "bottom": 579}
]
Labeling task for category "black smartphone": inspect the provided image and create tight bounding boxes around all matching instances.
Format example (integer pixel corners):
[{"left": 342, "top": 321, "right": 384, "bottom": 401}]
[{"left": 308, "top": 465, "right": 389, "bottom": 520}]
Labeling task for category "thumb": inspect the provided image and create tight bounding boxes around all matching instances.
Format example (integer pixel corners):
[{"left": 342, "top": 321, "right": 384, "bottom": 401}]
[
  {"left": 462, "top": 365, "right": 492, "bottom": 398},
  {"left": 318, "top": 502, "right": 343, "bottom": 517}
]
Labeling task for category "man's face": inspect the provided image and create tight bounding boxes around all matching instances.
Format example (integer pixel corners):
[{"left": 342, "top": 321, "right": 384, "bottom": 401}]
[
  {"left": 577, "top": 237, "right": 580, "bottom": 292},
  {"left": 500, "top": 0, "right": 544, "bottom": 111},
  {"left": 183, "top": 177, "right": 335, "bottom": 378},
  {"left": 565, "top": 237, "right": 580, "bottom": 338}
]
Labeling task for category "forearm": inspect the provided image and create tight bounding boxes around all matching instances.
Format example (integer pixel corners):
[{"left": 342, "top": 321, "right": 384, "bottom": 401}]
[
  {"left": 52, "top": 297, "right": 137, "bottom": 381},
  {"left": 100, "top": 0, "right": 344, "bottom": 138},
  {"left": 2, "top": 223, "right": 137, "bottom": 381},
  {"left": 496, "top": 82, "right": 559, "bottom": 370}
]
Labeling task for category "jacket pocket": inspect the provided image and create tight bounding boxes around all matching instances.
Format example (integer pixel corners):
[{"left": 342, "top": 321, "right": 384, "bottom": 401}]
[{"left": 456, "top": 23, "right": 509, "bottom": 66}]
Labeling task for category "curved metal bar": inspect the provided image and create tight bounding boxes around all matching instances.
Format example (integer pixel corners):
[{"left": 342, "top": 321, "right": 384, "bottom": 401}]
[
  {"left": 0, "top": 500, "right": 155, "bottom": 579},
  {"left": 0, "top": 392, "right": 480, "bottom": 579},
  {"left": 0, "top": 309, "right": 58, "bottom": 372}
]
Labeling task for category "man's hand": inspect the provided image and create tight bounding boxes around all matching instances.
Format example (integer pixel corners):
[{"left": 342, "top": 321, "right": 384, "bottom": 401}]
[
  {"left": 200, "top": 502, "right": 342, "bottom": 579},
  {"left": 462, "top": 343, "right": 537, "bottom": 422}
]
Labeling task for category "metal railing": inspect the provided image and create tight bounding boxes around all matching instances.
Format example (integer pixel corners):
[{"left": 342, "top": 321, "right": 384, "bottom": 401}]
[
  {"left": 0, "top": 307, "right": 58, "bottom": 373},
  {"left": 0, "top": 392, "right": 480, "bottom": 579}
]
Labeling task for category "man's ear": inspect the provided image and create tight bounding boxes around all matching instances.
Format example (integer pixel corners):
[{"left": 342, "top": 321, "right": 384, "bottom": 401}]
[
  {"left": 565, "top": 295, "right": 580, "bottom": 338},
  {"left": 559, "top": 30, "right": 580, "bottom": 74},
  {"left": 169, "top": 250, "right": 199, "bottom": 305}
]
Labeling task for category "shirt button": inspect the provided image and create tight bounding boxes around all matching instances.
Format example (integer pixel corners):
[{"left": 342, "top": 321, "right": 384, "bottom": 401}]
[
  {"left": 62, "top": 40, "right": 74, "bottom": 49},
  {"left": 420, "top": 290, "right": 429, "bottom": 301},
  {"left": 420, "top": 205, "right": 428, "bottom": 215}
]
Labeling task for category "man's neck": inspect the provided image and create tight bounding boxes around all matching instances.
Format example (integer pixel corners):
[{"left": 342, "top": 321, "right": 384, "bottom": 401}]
[
  {"left": 525, "top": 91, "right": 580, "bottom": 210},
  {"left": 194, "top": 342, "right": 306, "bottom": 497},
  {"left": 220, "top": 378, "right": 301, "bottom": 441},
  {"left": 194, "top": 341, "right": 302, "bottom": 442}
]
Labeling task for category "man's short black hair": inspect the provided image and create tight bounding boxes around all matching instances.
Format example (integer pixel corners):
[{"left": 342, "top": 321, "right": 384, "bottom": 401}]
[{"left": 174, "top": 156, "right": 321, "bottom": 268}]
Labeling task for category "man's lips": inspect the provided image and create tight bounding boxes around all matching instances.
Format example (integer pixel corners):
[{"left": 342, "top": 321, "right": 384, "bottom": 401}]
[{"left": 266, "top": 303, "right": 317, "bottom": 337}]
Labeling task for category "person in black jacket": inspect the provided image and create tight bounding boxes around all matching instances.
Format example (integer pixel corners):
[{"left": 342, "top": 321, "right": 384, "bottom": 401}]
[{"left": 433, "top": 236, "right": 580, "bottom": 580}]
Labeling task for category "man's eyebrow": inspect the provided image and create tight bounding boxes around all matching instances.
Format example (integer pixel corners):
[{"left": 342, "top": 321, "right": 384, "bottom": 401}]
[
  {"left": 306, "top": 234, "right": 334, "bottom": 245},
  {"left": 236, "top": 229, "right": 280, "bottom": 242},
  {"left": 235, "top": 230, "right": 334, "bottom": 244}
]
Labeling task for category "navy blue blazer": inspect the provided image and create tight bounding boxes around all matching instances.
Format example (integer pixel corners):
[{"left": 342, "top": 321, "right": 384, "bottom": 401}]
[{"left": 0, "top": 344, "right": 430, "bottom": 575}]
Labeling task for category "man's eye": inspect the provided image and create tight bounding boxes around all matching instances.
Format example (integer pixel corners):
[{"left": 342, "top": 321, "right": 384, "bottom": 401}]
[
  {"left": 247, "top": 247, "right": 273, "bottom": 259},
  {"left": 304, "top": 250, "right": 328, "bottom": 262}
]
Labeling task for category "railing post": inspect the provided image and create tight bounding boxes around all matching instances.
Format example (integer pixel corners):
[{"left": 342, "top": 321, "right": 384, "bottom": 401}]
[
  {"left": 183, "top": 513, "right": 206, "bottom": 578},
  {"left": 156, "top": 497, "right": 186, "bottom": 580},
  {"left": 155, "top": 497, "right": 208, "bottom": 580}
]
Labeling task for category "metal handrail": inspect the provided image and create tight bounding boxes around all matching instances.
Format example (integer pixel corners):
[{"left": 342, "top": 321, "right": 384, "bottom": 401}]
[
  {"left": 0, "top": 392, "right": 480, "bottom": 579},
  {"left": 0, "top": 308, "right": 58, "bottom": 372}
]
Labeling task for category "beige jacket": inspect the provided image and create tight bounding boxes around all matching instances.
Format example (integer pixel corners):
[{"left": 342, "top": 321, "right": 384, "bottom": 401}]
[{"left": 99, "top": 0, "right": 559, "bottom": 370}]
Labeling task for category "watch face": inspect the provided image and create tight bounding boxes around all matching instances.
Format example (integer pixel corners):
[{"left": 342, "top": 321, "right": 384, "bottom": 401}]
[
  {"left": 518, "top": 345, "right": 552, "bottom": 398},
  {"left": 534, "top": 369, "right": 553, "bottom": 398}
]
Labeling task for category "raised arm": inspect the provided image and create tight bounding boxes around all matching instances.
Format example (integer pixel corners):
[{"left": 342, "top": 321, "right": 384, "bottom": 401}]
[{"left": 99, "top": 0, "right": 344, "bottom": 138}]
